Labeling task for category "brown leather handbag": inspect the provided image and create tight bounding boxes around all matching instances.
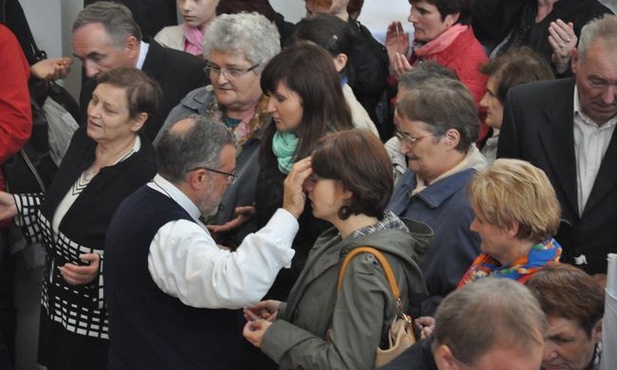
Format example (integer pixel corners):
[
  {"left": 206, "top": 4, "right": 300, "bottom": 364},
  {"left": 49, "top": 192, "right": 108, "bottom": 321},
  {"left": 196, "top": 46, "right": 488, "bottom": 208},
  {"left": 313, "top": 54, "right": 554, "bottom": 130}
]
[{"left": 337, "top": 246, "right": 416, "bottom": 368}]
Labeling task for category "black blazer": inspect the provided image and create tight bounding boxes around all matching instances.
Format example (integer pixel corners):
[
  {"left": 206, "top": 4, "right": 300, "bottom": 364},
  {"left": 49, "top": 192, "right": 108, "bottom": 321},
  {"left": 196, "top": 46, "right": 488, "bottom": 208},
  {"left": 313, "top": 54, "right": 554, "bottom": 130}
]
[
  {"left": 80, "top": 38, "right": 208, "bottom": 140},
  {"left": 498, "top": 78, "right": 617, "bottom": 274}
]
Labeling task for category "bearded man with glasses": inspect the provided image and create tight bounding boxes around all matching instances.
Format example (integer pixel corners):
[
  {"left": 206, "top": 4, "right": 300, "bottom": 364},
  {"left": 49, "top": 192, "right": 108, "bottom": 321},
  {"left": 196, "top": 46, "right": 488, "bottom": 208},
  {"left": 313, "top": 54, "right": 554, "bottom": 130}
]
[{"left": 104, "top": 114, "right": 308, "bottom": 370}]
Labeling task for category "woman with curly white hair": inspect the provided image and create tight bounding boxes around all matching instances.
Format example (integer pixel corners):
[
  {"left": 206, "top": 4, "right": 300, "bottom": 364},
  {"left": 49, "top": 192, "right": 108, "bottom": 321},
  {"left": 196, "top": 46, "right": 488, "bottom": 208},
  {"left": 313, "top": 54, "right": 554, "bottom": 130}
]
[{"left": 156, "top": 12, "right": 281, "bottom": 247}]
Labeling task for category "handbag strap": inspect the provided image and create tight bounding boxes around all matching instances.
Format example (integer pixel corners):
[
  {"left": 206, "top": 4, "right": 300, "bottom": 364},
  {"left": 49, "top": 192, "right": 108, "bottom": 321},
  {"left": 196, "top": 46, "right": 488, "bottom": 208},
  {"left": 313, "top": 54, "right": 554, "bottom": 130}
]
[{"left": 337, "top": 246, "right": 401, "bottom": 301}]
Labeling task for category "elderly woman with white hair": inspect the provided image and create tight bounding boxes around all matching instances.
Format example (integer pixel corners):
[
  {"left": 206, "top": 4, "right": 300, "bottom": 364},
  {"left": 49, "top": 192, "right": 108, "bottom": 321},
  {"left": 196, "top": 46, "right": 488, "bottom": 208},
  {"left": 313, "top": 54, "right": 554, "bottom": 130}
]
[{"left": 156, "top": 12, "right": 281, "bottom": 247}]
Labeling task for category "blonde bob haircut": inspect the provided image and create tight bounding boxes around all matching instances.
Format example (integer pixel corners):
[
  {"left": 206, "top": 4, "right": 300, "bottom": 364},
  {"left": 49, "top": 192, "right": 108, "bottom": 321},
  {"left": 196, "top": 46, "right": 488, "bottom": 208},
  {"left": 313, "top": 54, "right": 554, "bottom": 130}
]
[{"left": 467, "top": 158, "right": 561, "bottom": 241}]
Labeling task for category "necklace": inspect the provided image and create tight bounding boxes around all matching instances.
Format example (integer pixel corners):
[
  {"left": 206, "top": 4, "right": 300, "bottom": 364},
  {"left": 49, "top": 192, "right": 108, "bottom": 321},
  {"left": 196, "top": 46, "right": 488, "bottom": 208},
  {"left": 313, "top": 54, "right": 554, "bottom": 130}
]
[
  {"left": 83, "top": 138, "right": 137, "bottom": 182},
  {"left": 82, "top": 167, "right": 98, "bottom": 182}
]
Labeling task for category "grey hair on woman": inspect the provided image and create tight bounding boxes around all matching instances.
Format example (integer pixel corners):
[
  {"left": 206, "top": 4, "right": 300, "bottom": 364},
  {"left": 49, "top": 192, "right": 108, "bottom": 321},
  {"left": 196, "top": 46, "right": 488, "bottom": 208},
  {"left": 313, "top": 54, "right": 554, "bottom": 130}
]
[
  {"left": 156, "top": 114, "right": 236, "bottom": 183},
  {"left": 396, "top": 78, "right": 479, "bottom": 153},
  {"left": 203, "top": 12, "right": 281, "bottom": 72}
]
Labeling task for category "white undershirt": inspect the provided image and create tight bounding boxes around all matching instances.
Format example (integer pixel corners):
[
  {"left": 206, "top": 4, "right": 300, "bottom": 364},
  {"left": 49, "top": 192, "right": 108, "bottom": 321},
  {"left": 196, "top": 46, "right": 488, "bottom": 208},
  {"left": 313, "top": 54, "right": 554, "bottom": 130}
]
[{"left": 573, "top": 85, "right": 617, "bottom": 216}]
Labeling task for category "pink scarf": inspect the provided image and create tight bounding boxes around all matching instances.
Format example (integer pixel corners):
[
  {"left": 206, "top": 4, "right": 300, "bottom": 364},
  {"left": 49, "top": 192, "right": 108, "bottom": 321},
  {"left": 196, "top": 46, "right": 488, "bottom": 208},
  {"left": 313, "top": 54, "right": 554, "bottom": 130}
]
[
  {"left": 414, "top": 24, "right": 468, "bottom": 58},
  {"left": 182, "top": 23, "right": 205, "bottom": 56}
]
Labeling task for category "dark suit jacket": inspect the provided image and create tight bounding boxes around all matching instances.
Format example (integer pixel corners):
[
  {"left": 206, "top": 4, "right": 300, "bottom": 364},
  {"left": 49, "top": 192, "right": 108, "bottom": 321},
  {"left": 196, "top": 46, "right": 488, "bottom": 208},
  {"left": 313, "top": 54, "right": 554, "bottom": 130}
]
[
  {"left": 80, "top": 38, "right": 208, "bottom": 140},
  {"left": 497, "top": 78, "right": 617, "bottom": 274}
]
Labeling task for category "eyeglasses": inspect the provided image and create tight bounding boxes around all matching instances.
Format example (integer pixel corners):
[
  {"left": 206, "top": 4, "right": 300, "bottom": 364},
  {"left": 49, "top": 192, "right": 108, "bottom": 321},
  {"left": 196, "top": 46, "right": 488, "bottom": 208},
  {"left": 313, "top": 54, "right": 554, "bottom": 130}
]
[
  {"left": 204, "top": 60, "right": 260, "bottom": 80},
  {"left": 395, "top": 131, "right": 434, "bottom": 146},
  {"left": 187, "top": 166, "right": 237, "bottom": 185}
]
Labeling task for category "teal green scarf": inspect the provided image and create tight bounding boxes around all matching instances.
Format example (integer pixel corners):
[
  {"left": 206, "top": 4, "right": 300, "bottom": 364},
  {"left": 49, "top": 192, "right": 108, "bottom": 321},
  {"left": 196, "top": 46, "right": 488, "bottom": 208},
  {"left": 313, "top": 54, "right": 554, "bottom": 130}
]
[{"left": 272, "top": 131, "right": 298, "bottom": 174}]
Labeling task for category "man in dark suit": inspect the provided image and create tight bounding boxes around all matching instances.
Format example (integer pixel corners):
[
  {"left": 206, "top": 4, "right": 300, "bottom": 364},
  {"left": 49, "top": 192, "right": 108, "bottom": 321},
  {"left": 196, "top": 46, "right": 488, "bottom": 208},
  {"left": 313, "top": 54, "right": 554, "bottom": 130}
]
[
  {"left": 73, "top": 1, "right": 207, "bottom": 140},
  {"left": 497, "top": 15, "right": 617, "bottom": 276}
]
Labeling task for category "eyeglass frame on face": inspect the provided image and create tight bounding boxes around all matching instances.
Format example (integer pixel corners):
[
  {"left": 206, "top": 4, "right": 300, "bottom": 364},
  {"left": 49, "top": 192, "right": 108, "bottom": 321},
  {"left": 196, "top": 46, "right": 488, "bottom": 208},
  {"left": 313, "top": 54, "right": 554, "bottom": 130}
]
[
  {"left": 204, "top": 60, "right": 260, "bottom": 80},
  {"left": 187, "top": 166, "right": 237, "bottom": 185},
  {"left": 395, "top": 131, "right": 434, "bottom": 146}
]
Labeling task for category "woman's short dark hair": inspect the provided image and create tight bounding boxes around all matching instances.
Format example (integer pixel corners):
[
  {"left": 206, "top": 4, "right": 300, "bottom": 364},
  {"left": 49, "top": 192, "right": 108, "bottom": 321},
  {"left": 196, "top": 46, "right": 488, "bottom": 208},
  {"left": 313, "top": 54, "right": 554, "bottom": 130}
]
[
  {"left": 96, "top": 67, "right": 162, "bottom": 121},
  {"left": 260, "top": 43, "right": 353, "bottom": 164},
  {"left": 312, "top": 130, "right": 393, "bottom": 220},
  {"left": 292, "top": 14, "right": 355, "bottom": 78},
  {"left": 527, "top": 264, "right": 605, "bottom": 337},
  {"left": 480, "top": 47, "right": 554, "bottom": 103},
  {"left": 410, "top": 0, "right": 473, "bottom": 25}
]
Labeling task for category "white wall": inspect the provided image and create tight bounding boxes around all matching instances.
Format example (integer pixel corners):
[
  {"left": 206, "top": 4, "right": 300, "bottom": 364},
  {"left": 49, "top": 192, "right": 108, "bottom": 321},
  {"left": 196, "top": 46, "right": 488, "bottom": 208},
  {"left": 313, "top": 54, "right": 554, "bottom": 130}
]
[
  {"left": 20, "top": 0, "right": 83, "bottom": 97},
  {"left": 19, "top": 0, "right": 62, "bottom": 56},
  {"left": 601, "top": 0, "right": 617, "bottom": 13}
]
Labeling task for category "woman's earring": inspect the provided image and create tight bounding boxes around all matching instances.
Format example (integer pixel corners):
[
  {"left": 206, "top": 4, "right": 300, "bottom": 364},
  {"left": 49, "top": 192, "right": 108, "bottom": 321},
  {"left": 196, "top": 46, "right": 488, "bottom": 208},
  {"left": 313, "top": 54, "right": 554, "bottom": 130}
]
[{"left": 338, "top": 205, "right": 351, "bottom": 220}]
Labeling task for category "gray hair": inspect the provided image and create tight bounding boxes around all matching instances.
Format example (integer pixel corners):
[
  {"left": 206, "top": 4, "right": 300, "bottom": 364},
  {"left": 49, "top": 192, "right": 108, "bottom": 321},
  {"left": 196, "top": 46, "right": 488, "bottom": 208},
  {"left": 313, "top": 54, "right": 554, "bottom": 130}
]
[
  {"left": 156, "top": 114, "right": 236, "bottom": 183},
  {"left": 434, "top": 278, "right": 547, "bottom": 366},
  {"left": 203, "top": 12, "right": 280, "bottom": 71},
  {"left": 398, "top": 60, "right": 459, "bottom": 91},
  {"left": 578, "top": 14, "right": 617, "bottom": 62},
  {"left": 396, "top": 78, "right": 479, "bottom": 153},
  {"left": 72, "top": 1, "right": 142, "bottom": 48}
]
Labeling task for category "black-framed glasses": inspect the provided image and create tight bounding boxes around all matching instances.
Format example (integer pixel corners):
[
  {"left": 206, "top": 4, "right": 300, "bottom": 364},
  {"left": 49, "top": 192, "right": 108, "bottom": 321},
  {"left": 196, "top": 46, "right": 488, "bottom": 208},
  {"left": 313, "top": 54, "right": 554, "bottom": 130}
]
[
  {"left": 395, "top": 131, "right": 434, "bottom": 146},
  {"left": 188, "top": 166, "right": 237, "bottom": 184},
  {"left": 204, "top": 60, "right": 260, "bottom": 80}
]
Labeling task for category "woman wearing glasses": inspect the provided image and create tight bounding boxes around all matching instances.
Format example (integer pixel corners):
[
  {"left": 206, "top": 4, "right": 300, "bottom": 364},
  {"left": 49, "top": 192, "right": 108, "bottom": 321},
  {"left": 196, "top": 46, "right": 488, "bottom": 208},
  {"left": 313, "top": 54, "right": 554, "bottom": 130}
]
[
  {"left": 387, "top": 77, "right": 486, "bottom": 316},
  {"left": 244, "top": 130, "right": 428, "bottom": 370},
  {"left": 0, "top": 68, "right": 161, "bottom": 370},
  {"left": 156, "top": 12, "right": 280, "bottom": 248}
]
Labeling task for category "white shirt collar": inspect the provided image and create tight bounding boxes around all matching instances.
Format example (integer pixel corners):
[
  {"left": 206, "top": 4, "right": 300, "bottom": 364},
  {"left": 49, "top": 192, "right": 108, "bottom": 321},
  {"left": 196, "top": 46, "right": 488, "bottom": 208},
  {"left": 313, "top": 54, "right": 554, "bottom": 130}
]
[
  {"left": 136, "top": 40, "right": 149, "bottom": 70},
  {"left": 148, "top": 174, "right": 202, "bottom": 222}
]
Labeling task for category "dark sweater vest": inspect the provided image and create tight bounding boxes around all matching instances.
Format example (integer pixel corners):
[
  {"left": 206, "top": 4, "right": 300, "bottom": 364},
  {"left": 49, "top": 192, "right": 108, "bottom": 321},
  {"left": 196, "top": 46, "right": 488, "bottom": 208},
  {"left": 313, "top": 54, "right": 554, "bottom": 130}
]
[{"left": 104, "top": 186, "right": 243, "bottom": 370}]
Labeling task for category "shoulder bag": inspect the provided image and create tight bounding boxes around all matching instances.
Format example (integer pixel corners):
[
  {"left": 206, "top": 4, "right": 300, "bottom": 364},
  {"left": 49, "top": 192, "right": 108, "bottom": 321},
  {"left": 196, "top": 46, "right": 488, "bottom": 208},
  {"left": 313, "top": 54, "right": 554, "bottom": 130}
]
[{"left": 338, "top": 246, "right": 416, "bottom": 368}]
